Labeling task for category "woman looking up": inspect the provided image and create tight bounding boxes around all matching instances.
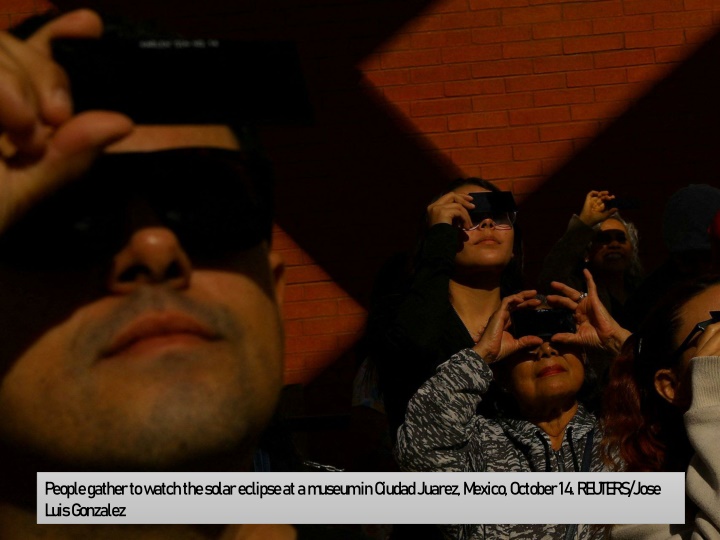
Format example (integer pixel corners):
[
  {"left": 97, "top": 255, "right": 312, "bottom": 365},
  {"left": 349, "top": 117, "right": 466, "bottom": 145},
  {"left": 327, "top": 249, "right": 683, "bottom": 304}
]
[{"left": 376, "top": 177, "right": 522, "bottom": 434}]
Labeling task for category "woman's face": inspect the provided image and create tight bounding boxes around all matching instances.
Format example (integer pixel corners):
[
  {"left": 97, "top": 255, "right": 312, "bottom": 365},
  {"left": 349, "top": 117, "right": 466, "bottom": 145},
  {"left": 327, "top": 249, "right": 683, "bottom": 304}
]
[
  {"left": 494, "top": 341, "right": 585, "bottom": 415},
  {"left": 587, "top": 218, "right": 632, "bottom": 274},
  {"left": 655, "top": 283, "right": 720, "bottom": 408},
  {"left": 452, "top": 185, "right": 515, "bottom": 273}
]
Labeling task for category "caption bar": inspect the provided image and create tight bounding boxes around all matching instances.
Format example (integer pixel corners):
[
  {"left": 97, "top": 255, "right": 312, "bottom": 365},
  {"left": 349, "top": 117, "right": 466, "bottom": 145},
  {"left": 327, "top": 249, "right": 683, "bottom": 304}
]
[{"left": 38, "top": 472, "right": 684, "bottom": 525}]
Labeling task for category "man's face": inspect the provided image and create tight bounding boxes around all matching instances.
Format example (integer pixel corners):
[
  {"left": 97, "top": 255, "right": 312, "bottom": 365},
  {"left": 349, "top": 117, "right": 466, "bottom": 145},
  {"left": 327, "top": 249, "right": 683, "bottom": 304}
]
[
  {"left": 588, "top": 218, "right": 632, "bottom": 274},
  {"left": 0, "top": 125, "right": 285, "bottom": 470}
]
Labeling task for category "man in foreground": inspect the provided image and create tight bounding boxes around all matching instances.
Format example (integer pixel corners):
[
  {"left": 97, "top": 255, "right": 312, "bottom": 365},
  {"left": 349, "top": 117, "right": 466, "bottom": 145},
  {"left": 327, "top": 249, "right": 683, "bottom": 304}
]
[{"left": 0, "top": 9, "right": 292, "bottom": 539}]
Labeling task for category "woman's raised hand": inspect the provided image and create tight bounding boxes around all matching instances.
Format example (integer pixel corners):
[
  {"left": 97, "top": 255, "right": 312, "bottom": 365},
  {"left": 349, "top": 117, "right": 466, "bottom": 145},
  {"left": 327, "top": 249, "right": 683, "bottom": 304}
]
[
  {"left": 547, "top": 269, "right": 630, "bottom": 355},
  {"left": 427, "top": 191, "right": 474, "bottom": 230},
  {"left": 578, "top": 190, "right": 616, "bottom": 227},
  {"left": 473, "top": 290, "right": 543, "bottom": 364}
]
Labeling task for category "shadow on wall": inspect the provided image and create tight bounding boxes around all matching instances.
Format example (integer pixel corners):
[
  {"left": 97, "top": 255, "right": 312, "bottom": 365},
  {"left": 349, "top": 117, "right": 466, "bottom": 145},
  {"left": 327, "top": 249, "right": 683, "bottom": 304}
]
[
  {"left": 521, "top": 29, "right": 720, "bottom": 280},
  {"left": 53, "top": 0, "right": 720, "bottom": 316}
]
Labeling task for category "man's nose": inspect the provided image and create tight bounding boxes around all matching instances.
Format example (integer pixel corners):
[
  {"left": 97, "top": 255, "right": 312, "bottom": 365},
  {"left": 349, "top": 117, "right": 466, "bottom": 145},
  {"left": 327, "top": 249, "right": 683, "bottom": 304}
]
[{"left": 108, "top": 227, "right": 192, "bottom": 294}]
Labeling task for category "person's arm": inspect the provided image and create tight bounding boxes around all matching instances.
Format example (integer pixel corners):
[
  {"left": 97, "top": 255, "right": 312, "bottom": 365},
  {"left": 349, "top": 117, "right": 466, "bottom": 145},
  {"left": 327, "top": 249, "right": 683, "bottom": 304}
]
[
  {"left": 684, "top": 356, "right": 720, "bottom": 539},
  {"left": 538, "top": 214, "right": 595, "bottom": 292},
  {"left": 395, "top": 348, "right": 493, "bottom": 472}
]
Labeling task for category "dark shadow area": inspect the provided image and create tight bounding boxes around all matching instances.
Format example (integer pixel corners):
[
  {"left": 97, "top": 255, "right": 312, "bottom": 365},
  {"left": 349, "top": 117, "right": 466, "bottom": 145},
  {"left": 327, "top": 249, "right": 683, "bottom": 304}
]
[{"left": 521, "top": 31, "right": 720, "bottom": 281}]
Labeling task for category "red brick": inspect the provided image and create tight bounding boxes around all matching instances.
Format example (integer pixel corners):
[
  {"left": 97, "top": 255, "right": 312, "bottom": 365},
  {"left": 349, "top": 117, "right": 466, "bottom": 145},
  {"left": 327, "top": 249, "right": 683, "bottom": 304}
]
[
  {"left": 358, "top": 53, "right": 382, "bottom": 71},
  {"left": 594, "top": 83, "right": 644, "bottom": 101},
  {"left": 471, "top": 59, "right": 534, "bottom": 78},
  {"left": 447, "top": 111, "right": 509, "bottom": 131},
  {"left": 408, "top": 11, "right": 501, "bottom": 32},
  {"left": 532, "top": 20, "right": 593, "bottom": 39},
  {"left": 411, "top": 30, "right": 473, "bottom": 49},
  {"left": 380, "top": 49, "right": 441, "bottom": 69},
  {"left": 513, "top": 141, "right": 574, "bottom": 160},
  {"left": 0, "top": 0, "right": 34, "bottom": 14},
  {"left": 427, "top": 132, "right": 478, "bottom": 149},
  {"left": 627, "top": 63, "right": 673, "bottom": 82},
  {"left": 563, "top": 34, "right": 624, "bottom": 54},
  {"left": 505, "top": 73, "right": 566, "bottom": 92},
  {"left": 624, "top": 0, "right": 684, "bottom": 14},
  {"left": 533, "top": 54, "right": 593, "bottom": 73},
  {"left": 542, "top": 157, "right": 569, "bottom": 175},
  {"left": 476, "top": 126, "right": 540, "bottom": 146},
  {"left": 502, "top": 5, "right": 562, "bottom": 24},
  {"left": 285, "top": 334, "right": 338, "bottom": 354},
  {"left": 384, "top": 83, "right": 445, "bottom": 102},
  {"left": 539, "top": 121, "right": 600, "bottom": 141},
  {"left": 594, "top": 49, "right": 655, "bottom": 68},
  {"left": 285, "top": 265, "right": 331, "bottom": 284},
  {"left": 410, "top": 117, "right": 448, "bottom": 133},
  {"left": 654, "top": 10, "right": 713, "bottom": 28},
  {"left": 625, "top": 30, "right": 685, "bottom": 48},
  {"left": 411, "top": 64, "right": 471, "bottom": 84},
  {"left": 509, "top": 106, "right": 571, "bottom": 125},
  {"left": 363, "top": 70, "right": 409, "bottom": 87},
  {"left": 452, "top": 146, "right": 514, "bottom": 164},
  {"left": 684, "top": 0, "right": 713, "bottom": 7},
  {"left": 655, "top": 45, "right": 691, "bottom": 63},
  {"left": 283, "top": 319, "right": 304, "bottom": 337},
  {"left": 0, "top": 14, "right": 11, "bottom": 29},
  {"left": 338, "top": 298, "right": 365, "bottom": 315},
  {"left": 283, "top": 353, "right": 306, "bottom": 371},
  {"left": 283, "top": 299, "right": 338, "bottom": 320},
  {"left": 304, "top": 282, "right": 347, "bottom": 300},
  {"left": 279, "top": 249, "right": 305, "bottom": 266},
  {"left": 567, "top": 67, "right": 626, "bottom": 87},
  {"left": 444, "top": 78, "right": 505, "bottom": 97},
  {"left": 472, "top": 93, "right": 534, "bottom": 111},
  {"left": 563, "top": 1, "right": 623, "bottom": 20},
  {"left": 513, "top": 176, "right": 548, "bottom": 194},
  {"left": 481, "top": 161, "right": 543, "bottom": 180},
  {"left": 533, "top": 87, "right": 595, "bottom": 106},
  {"left": 431, "top": 0, "right": 473, "bottom": 13},
  {"left": 570, "top": 101, "right": 627, "bottom": 120},
  {"left": 442, "top": 44, "right": 503, "bottom": 63},
  {"left": 284, "top": 285, "right": 305, "bottom": 303},
  {"left": 272, "top": 231, "right": 298, "bottom": 250},
  {"left": 686, "top": 26, "right": 716, "bottom": 43},
  {"left": 471, "top": 0, "right": 529, "bottom": 7},
  {"left": 303, "top": 315, "right": 366, "bottom": 335},
  {"left": 503, "top": 39, "right": 563, "bottom": 58},
  {"left": 592, "top": 15, "right": 653, "bottom": 34},
  {"left": 411, "top": 98, "right": 473, "bottom": 117},
  {"left": 472, "top": 26, "right": 533, "bottom": 44}
]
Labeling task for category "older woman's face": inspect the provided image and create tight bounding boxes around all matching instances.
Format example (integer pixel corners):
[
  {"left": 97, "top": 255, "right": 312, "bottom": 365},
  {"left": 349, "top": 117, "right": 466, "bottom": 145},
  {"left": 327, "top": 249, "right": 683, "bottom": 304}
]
[
  {"left": 496, "top": 341, "right": 585, "bottom": 414},
  {"left": 452, "top": 184, "right": 515, "bottom": 274}
]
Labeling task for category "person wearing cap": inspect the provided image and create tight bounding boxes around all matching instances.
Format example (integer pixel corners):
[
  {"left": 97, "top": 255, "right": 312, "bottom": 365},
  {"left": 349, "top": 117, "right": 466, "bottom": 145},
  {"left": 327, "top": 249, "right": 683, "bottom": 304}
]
[
  {"left": 623, "top": 184, "right": 720, "bottom": 331},
  {"left": 0, "top": 10, "right": 294, "bottom": 540},
  {"left": 539, "top": 190, "right": 643, "bottom": 330}
]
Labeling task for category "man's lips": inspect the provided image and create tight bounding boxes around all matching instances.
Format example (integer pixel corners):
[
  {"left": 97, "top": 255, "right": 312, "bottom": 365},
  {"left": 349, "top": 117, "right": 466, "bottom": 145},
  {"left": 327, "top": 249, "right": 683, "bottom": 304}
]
[
  {"left": 537, "top": 365, "right": 567, "bottom": 378},
  {"left": 100, "top": 312, "right": 221, "bottom": 359}
]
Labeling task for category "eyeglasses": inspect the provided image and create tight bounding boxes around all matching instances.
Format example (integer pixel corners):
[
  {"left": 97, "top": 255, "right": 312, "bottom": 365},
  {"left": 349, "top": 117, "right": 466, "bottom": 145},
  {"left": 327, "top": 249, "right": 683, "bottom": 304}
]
[
  {"left": 593, "top": 230, "right": 627, "bottom": 245},
  {"left": 670, "top": 310, "right": 720, "bottom": 360},
  {"left": 0, "top": 148, "right": 272, "bottom": 271},
  {"left": 462, "top": 211, "right": 517, "bottom": 232}
]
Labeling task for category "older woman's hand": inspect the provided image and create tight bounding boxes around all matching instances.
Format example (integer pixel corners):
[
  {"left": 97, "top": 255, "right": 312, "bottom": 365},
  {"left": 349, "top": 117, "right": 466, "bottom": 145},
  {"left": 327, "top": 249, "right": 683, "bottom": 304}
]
[
  {"left": 472, "top": 290, "right": 543, "bottom": 364},
  {"left": 547, "top": 269, "right": 630, "bottom": 355},
  {"left": 578, "top": 190, "right": 617, "bottom": 227}
]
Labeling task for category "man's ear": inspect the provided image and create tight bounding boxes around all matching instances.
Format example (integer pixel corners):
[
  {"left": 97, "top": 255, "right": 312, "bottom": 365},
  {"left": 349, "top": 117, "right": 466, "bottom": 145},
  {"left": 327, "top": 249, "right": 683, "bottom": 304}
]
[
  {"left": 268, "top": 251, "right": 286, "bottom": 305},
  {"left": 654, "top": 368, "right": 680, "bottom": 405}
]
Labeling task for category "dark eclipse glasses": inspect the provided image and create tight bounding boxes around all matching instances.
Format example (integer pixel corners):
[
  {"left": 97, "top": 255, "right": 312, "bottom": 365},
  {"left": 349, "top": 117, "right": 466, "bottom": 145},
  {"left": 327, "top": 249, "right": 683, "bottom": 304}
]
[
  {"left": 0, "top": 148, "right": 272, "bottom": 271},
  {"left": 510, "top": 308, "right": 576, "bottom": 341},
  {"left": 465, "top": 191, "right": 518, "bottom": 231}
]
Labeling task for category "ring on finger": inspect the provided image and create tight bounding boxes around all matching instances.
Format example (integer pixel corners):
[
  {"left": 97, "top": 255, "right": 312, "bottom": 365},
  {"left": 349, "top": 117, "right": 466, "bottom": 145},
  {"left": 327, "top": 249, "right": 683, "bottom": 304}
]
[{"left": 578, "top": 293, "right": 588, "bottom": 302}]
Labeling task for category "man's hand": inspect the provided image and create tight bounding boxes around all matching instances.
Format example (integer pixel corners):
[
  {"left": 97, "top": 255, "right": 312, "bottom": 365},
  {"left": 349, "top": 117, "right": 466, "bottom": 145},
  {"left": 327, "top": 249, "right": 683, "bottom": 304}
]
[
  {"left": 472, "top": 290, "right": 543, "bottom": 364},
  {"left": 548, "top": 269, "right": 630, "bottom": 355},
  {"left": 427, "top": 191, "right": 475, "bottom": 230},
  {"left": 0, "top": 9, "right": 133, "bottom": 232},
  {"left": 578, "top": 190, "right": 617, "bottom": 227}
]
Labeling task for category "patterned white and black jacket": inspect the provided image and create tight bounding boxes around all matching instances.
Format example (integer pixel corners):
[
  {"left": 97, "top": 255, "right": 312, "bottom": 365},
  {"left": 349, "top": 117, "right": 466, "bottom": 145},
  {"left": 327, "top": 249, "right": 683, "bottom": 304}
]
[{"left": 396, "top": 348, "right": 606, "bottom": 540}]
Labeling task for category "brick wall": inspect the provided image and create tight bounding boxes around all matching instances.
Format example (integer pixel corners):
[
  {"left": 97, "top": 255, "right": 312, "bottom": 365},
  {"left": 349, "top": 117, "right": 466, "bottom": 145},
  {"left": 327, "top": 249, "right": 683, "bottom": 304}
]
[{"left": 5, "top": 1, "right": 720, "bottom": 387}]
